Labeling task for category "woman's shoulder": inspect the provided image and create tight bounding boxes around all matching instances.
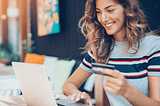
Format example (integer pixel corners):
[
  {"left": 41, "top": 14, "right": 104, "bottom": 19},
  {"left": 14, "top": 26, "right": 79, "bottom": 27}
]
[
  {"left": 142, "top": 34, "right": 160, "bottom": 54},
  {"left": 143, "top": 34, "right": 160, "bottom": 42},
  {"left": 142, "top": 35, "right": 160, "bottom": 46}
]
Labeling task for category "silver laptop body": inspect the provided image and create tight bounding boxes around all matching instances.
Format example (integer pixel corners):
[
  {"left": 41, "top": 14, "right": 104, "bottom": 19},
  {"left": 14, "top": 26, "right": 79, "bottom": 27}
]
[{"left": 12, "top": 62, "right": 89, "bottom": 106}]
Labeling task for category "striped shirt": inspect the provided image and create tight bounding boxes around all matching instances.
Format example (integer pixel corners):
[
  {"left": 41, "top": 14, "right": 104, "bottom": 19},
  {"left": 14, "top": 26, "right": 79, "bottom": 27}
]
[{"left": 80, "top": 35, "right": 160, "bottom": 106}]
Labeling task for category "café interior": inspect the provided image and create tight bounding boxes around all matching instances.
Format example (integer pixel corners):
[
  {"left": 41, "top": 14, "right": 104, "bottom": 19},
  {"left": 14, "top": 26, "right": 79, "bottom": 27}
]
[{"left": 0, "top": 0, "right": 159, "bottom": 106}]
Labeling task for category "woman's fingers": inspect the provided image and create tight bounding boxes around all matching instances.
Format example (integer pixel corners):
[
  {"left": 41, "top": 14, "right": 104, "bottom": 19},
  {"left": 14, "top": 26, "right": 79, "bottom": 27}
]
[
  {"left": 89, "top": 99, "right": 93, "bottom": 106},
  {"left": 101, "top": 68, "right": 120, "bottom": 77},
  {"left": 81, "top": 92, "right": 87, "bottom": 99},
  {"left": 70, "top": 93, "right": 77, "bottom": 101},
  {"left": 106, "top": 74, "right": 124, "bottom": 87},
  {"left": 104, "top": 85, "right": 115, "bottom": 94},
  {"left": 81, "top": 92, "right": 93, "bottom": 105},
  {"left": 67, "top": 92, "right": 93, "bottom": 106},
  {"left": 105, "top": 80, "right": 122, "bottom": 95},
  {"left": 76, "top": 92, "right": 82, "bottom": 101},
  {"left": 102, "top": 68, "right": 130, "bottom": 96},
  {"left": 101, "top": 68, "right": 114, "bottom": 75}
]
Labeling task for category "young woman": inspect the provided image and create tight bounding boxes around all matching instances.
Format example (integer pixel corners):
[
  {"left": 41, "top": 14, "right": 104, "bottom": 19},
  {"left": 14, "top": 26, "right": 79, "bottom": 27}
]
[{"left": 62, "top": 0, "right": 160, "bottom": 105}]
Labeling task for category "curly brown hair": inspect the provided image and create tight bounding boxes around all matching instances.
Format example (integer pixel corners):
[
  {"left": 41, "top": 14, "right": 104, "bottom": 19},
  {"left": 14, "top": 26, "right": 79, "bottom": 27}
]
[{"left": 79, "top": 0, "right": 158, "bottom": 63}]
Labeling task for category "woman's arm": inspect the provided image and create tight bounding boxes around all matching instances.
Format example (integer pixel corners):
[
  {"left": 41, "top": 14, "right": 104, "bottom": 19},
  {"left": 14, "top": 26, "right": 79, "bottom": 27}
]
[
  {"left": 101, "top": 69, "right": 160, "bottom": 106},
  {"left": 148, "top": 76, "right": 160, "bottom": 102},
  {"left": 63, "top": 66, "right": 92, "bottom": 95},
  {"left": 124, "top": 76, "right": 160, "bottom": 106},
  {"left": 62, "top": 66, "right": 93, "bottom": 105}
]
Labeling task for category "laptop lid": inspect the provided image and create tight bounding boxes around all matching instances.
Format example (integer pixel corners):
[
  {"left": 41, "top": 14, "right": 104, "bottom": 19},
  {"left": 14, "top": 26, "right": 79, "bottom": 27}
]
[
  {"left": 12, "top": 62, "right": 90, "bottom": 106},
  {"left": 12, "top": 62, "right": 57, "bottom": 106}
]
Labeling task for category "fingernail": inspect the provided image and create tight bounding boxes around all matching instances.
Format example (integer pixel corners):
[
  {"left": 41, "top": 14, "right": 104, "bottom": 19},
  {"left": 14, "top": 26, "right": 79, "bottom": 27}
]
[
  {"left": 71, "top": 97, "right": 74, "bottom": 100},
  {"left": 81, "top": 95, "right": 84, "bottom": 98},
  {"left": 76, "top": 98, "right": 79, "bottom": 101}
]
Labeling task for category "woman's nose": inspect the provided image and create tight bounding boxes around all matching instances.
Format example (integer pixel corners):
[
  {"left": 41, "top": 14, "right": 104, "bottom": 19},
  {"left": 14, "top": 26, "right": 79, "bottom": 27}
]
[{"left": 102, "top": 12, "right": 108, "bottom": 22}]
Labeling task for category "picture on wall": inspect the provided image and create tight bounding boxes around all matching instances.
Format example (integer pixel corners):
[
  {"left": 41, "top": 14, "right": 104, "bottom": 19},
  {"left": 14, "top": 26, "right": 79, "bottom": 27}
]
[{"left": 37, "top": 0, "right": 60, "bottom": 36}]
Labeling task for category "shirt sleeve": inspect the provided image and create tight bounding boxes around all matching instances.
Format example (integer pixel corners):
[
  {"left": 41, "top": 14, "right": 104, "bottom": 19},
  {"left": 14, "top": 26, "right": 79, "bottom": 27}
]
[
  {"left": 147, "top": 36, "right": 160, "bottom": 76},
  {"left": 80, "top": 51, "right": 95, "bottom": 73}
]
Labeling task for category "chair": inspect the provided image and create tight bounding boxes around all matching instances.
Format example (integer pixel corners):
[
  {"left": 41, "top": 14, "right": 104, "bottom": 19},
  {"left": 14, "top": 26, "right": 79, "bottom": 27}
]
[{"left": 94, "top": 74, "right": 110, "bottom": 106}]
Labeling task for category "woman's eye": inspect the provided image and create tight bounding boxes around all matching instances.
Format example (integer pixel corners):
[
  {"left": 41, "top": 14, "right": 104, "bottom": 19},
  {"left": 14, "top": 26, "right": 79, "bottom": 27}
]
[
  {"left": 96, "top": 11, "right": 101, "bottom": 14},
  {"left": 108, "top": 9, "right": 114, "bottom": 12}
]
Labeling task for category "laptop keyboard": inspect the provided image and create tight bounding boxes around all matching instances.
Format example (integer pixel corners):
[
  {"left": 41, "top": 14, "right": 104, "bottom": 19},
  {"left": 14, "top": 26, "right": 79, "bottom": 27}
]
[{"left": 57, "top": 104, "right": 65, "bottom": 106}]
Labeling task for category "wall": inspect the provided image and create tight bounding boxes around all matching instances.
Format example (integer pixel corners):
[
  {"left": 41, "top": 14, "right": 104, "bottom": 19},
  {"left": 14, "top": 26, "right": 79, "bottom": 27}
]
[
  {"left": 31, "top": 0, "right": 160, "bottom": 60},
  {"left": 31, "top": 0, "right": 87, "bottom": 60},
  {"left": 140, "top": 0, "right": 160, "bottom": 31}
]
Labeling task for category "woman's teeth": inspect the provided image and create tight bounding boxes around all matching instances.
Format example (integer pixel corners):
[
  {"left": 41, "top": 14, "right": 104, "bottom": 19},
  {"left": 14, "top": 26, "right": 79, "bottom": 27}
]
[{"left": 106, "top": 23, "right": 114, "bottom": 27}]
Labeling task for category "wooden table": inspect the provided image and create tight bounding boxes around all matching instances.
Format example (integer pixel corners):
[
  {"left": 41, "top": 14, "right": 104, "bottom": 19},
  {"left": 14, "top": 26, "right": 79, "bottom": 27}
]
[
  {"left": 0, "top": 95, "right": 27, "bottom": 106},
  {"left": 0, "top": 93, "right": 67, "bottom": 106}
]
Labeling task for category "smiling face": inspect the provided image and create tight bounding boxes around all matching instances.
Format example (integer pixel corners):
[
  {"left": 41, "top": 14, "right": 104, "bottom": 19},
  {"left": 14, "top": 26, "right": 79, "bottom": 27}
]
[{"left": 96, "top": 0, "right": 126, "bottom": 41}]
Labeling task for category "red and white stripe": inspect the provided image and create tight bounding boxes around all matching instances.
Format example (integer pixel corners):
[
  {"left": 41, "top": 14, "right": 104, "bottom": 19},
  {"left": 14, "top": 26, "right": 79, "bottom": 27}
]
[
  {"left": 148, "top": 65, "right": 160, "bottom": 70},
  {"left": 148, "top": 52, "right": 160, "bottom": 61},
  {"left": 108, "top": 58, "right": 148, "bottom": 65},
  {"left": 121, "top": 70, "right": 148, "bottom": 77},
  {"left": 88, "top": 51, "right": 95, "bottom": 59},
  {"left": 82, "top": 58, "right": 92, "bottom": 68}
]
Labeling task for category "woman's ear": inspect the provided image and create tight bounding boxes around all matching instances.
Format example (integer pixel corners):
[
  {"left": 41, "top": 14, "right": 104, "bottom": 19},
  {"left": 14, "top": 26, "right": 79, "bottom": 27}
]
[{"left": 125, "top": 11, "right": 129, "bottom": 17}]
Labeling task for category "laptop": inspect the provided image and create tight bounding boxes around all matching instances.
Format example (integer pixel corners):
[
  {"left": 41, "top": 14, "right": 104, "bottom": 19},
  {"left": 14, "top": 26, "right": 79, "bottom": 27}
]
[{"left": 12, "top": 62, "right": 90, "bottom": 106}]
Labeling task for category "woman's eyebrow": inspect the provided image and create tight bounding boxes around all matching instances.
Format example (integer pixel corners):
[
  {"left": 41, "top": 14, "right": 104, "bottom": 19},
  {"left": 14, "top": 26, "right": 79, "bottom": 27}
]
[{"left": 96, "top": 5, "right": 116, "bottom": 10}]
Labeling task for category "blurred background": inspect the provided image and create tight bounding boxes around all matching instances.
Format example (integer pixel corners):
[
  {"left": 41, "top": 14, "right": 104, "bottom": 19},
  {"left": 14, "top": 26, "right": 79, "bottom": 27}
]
[
  {"left": 0, "top": 0, "right": 159, "bottom": 100},
  {"left": 0, "top": 0, "right": 160, "bottom": 65}
]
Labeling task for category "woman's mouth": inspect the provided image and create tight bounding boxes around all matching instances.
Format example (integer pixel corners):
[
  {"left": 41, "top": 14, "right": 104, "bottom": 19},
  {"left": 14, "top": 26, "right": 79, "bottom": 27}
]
[{"left": 106, "top": 22, "right": 114, "bottom": 27}]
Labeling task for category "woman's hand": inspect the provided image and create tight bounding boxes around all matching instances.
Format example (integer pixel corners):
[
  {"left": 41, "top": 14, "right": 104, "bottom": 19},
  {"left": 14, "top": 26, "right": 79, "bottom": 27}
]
[
  {"left": 101, "top": 69, "right": 130, "bottom": 97},
  {"left": 67, "top": 92, "right": 93, "bottom": 106}
]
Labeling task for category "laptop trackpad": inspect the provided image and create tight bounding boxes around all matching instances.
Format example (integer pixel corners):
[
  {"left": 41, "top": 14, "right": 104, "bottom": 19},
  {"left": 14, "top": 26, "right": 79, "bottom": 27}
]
[{"left": 56, "top": 99, "right": 90, "bottom": 106}]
